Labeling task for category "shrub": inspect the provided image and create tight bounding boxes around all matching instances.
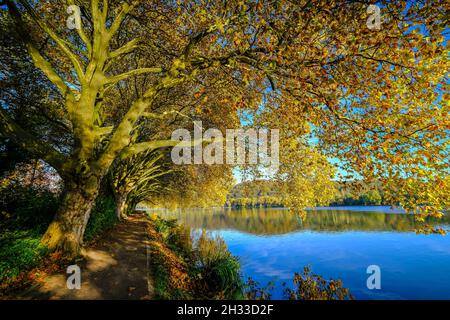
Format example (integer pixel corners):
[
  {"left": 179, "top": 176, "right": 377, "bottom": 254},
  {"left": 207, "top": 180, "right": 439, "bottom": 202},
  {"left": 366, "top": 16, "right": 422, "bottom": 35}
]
[
  {"left": 147, "top": 216, "right": 242, "bottom": 299},
  {"left": 148, "top": 214, "right": 192, "bottom": 256},
  {"left": 191, "top": 230, "right": 243, "bottom": 299},
  {"left": 243, "top": 278, "right": 274, "bottom": 300},
  {"left": 84, "top": 195, "right": 118, "bottom": 242},
  {"left": 153, "top": 217, "right": 178, "bottom": 242},
  {"left": 283, "top": 266, "right": 353, "bottom": 300},
  {"left": 0, "top": 185, "right": 59, "bottom": 233}
]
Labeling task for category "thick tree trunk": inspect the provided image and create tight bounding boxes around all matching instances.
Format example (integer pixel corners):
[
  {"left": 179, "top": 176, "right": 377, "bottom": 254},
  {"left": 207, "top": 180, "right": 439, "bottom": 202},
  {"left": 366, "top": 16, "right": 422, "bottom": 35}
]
[{"left": 41, "top": 183, "right": 98, "bottom": 258}]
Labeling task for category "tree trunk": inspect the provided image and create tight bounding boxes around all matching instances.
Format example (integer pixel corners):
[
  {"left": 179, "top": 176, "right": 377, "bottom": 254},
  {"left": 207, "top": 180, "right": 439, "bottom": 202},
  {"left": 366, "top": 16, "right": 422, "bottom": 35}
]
[
  {"left": 115, "top": 193, "right": 129, "bottom": 220},
  {"left": 41, "top": 183, "right": 98, "bottom": 258},
  {"left": 128, "top": 199, "right": 138, "bottom": 215}
]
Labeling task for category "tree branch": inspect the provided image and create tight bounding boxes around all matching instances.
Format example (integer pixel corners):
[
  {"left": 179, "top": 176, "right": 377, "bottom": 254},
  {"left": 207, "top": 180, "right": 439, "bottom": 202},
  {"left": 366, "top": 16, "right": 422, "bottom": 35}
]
[
  {"left": 0, "top": 108, "right": 71, "bottom": 177},
  {"left": 106, "top": 67, "right": 163, "bottom": 84},
  {"left": 17, "top": 0, "right": 85, "bottom": 81},
  {"left": 67, "top": 0, "right": 92, "bottom": 55},
  {"left": 5, "top": 0, "right": 73, "bottom": 98},
  {"left": 108, "top": 0, "right": 142, "bottom": 39},
  {"left": 108, "top": 38, "right": 141, "bottom": 60},
  {"left": 119, "top": 138, "right": 208, "bottom": 160}
]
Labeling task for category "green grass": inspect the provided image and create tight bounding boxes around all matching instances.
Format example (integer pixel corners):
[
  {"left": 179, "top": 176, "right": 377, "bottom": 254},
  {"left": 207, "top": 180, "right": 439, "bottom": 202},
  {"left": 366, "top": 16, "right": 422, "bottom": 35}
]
[
  {"left": 147, "top": 215, "right": 243, "bottom": 299},
  {"left": 0, "top": 230, "right": 48, "bottom": 283},
  {"left": 0, "top": 188, "right": 118, "bottom": 285},
  {"left": 0, "top": 187, "right": 56, "bottom": 284},
  {"left": 191, "top": 230, "right": 243, "bottom": 299}
]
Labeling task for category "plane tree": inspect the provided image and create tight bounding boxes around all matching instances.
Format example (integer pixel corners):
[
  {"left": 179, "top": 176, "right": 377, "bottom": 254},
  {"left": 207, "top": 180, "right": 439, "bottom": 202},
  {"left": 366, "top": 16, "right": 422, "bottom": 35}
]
[
  {"left": 109, "top": 150, "right": 168, "bottom": 219},
  {"left": 0, "top": 0, "right": 448, "bottom": 256}
]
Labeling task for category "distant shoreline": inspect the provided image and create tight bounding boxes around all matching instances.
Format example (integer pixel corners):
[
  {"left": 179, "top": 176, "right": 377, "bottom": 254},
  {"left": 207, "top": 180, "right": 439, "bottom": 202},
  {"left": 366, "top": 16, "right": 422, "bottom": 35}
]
[
  {"left": 139, "top": 205, "right": 404, "bottom": 213},
  {"left": 307, "top": 206, "right": 406, "bottom": 213},
  {"left": 138, "top": 205, "right": 448, "bottom": 215}
]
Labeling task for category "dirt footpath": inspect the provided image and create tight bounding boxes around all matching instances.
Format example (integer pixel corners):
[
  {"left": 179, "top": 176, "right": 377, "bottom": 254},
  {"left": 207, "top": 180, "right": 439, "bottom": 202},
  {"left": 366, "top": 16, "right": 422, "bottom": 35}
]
[{"left": 19, "top": 214, "right": 154, "bottom": 300}]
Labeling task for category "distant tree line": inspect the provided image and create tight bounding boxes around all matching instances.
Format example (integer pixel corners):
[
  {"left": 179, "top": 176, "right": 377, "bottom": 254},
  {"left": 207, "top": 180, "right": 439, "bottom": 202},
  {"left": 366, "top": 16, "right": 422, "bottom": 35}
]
[
  {"left": 329, "top": 189, "right": 383, "bottom": 206},
  {"left": 226, "top": 180, "right": 384, "bottom": 208},
  {"left": 226, "top": 196, "right": 284, "bottom": 209},
  {"left": 225, "top": 180, "right": 283, "bottom": 208}
]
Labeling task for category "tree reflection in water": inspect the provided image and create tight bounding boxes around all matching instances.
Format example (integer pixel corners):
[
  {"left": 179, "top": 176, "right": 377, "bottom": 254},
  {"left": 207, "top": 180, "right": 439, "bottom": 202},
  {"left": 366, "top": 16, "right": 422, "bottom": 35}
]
[{"left": 156, "top": 207, "right": 450, "bottom": 235}]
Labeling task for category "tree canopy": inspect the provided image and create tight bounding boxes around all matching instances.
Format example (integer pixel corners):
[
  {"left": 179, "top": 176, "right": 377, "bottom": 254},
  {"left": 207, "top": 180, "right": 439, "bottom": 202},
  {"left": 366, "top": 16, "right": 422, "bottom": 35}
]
[{"left": 0, "top": 0, "right": 448, "bottom": 255}]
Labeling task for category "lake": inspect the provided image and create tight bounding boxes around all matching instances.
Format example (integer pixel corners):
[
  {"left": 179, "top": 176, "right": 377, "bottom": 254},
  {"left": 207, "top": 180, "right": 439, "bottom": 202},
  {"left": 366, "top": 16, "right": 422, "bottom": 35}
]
[{"left": 155, "top": 206, "right": 450, "bottom": 300}]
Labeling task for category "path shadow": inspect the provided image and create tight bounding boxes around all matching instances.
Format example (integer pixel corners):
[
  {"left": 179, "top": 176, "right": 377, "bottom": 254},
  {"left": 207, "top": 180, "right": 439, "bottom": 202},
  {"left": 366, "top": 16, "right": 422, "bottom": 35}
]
[{"left": 20, "top": 215, "right": 154, "bottom": 300}]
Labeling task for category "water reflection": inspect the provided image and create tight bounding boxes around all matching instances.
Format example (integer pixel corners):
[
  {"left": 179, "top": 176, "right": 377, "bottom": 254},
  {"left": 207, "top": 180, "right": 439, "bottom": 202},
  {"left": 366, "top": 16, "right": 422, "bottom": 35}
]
[
  {"left": 153, "top": 207, "right": 450, "bottom": 299},
  {"left": 158, "top": 207, "right": 450, "bottom": 235}
]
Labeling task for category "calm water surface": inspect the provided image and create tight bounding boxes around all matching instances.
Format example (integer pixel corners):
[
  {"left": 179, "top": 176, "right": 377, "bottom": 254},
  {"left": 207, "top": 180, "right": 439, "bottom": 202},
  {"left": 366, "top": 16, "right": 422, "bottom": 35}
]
[{"left": 156, "top": 207, "right": 450, "bottom": 300}]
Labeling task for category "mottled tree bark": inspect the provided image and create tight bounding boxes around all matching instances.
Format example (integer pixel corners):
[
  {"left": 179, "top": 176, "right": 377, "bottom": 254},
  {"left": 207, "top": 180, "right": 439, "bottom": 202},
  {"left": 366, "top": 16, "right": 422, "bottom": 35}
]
[
  {"left": 41, "top": 179, "right": 99, "bottom": 258},
  {"left": 115, "top": 193, "right": 129, "bottom": 220}
]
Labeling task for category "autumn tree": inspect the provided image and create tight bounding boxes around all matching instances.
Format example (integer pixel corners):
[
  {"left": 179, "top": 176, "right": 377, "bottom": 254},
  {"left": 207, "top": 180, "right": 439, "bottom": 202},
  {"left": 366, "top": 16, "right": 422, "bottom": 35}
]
[
  {"left": 0, "top": 0, "right": 448, "bottom": 256},
  {"left": 110, "top": 150, "right": 168, "bottom": 219}
]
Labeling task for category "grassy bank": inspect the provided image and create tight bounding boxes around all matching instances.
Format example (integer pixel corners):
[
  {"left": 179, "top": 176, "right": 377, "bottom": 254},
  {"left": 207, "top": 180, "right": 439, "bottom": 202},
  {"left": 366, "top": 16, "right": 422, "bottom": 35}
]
[
  {"left": 146, "top": 214, "right": 243, "bottom": 299},
  {"left": 0, "top": 190, "right": 118, "bottom": 290}
]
